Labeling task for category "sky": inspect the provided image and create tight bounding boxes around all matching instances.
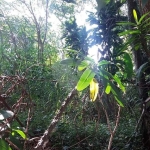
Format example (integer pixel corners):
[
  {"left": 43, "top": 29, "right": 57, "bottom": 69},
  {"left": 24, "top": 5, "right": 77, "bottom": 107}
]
[
  {"left": 5, "top": 0, "right": 99, "bottom": 62},
  {"left": 75, "top": 3, "right": 99, "bottom": 62}
]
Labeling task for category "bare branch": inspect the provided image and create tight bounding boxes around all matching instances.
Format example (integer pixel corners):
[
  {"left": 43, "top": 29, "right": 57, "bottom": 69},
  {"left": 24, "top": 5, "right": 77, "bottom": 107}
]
[
  {"left": 108, "top": 105, "right": 121, "bottom": 150},
  {"left": 43, "top": 0, "right": 49, "bottom": 44}
]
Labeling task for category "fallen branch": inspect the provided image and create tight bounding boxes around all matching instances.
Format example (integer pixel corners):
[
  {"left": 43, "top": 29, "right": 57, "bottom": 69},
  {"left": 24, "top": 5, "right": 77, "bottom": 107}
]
[{"left": 35, "top": 88, "right": 77, "bottom": 149}]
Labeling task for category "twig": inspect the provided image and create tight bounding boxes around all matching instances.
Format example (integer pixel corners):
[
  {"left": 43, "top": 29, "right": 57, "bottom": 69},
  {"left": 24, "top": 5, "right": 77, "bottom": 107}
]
[
  {"left": 67, "top": 135, "right": 91, "bottom": 149},
  {"left": 5, "top": 138, "right": 20, "bottom": 150}
]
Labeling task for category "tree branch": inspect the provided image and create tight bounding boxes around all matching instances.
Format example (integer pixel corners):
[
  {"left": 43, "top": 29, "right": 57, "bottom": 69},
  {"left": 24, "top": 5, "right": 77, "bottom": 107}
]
[{"left": 35, "top": 88, "right": 77, "bottom": 149}]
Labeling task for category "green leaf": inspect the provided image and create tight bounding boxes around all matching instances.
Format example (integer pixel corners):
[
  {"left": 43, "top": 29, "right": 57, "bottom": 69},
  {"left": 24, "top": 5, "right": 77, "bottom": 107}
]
[
  {"left": 78, "top": 60, "right": 89, "bottom": 71},
  {"left": 100, "top": 75, "right": 124, "bottom": 107},
  {"left": 123, "top": 53, "right": 133, "bottom": 79},
  {"left": 118, "top": 30, "right": 140, "bottom": 36},
  {"left": 113, "top": 75, "right": 125, "bottom": 92},
  {"left": 133, "top": 9, "right": 138, "bottom": 24},
  {"left": 114, "top": 96, "right": 124, "bottom": 107},
  {"left": 0, "top": 139, "right": 12, "bottom": 150},
  {"left": 0, "top": 110, "right": 14, "bottom": 120},
  {"left": 100, "top": 69, "right": 113, "bottom": 80},
  {"left": 139, "top": 12, "right": 150, "bottom": 24},
  {"left": 109, "top": 82, "right": 124, "bottom": 107},
  {"left": 76, "top": 69, "right": 95, "bottom": 91},
  {"left": 117, "top": 22, "right": 136, "bottom": 26},
  {"left": 136, "top": 62, "right": 149, "bottom": 82},
  {"left": 100, "top": 68, "right": 125, "bottom": 92},
  {"left": 101, "top": 75, "right": 108, "bottom": 90},
  {"left": 12, "top": 129, "right": 27, "bottom": 139},
  {"left": 105, "top": 83, "right": 111, "bottom": 94},
  {"left": 98, "top": 60, "right": 111, "bottom": 66}
]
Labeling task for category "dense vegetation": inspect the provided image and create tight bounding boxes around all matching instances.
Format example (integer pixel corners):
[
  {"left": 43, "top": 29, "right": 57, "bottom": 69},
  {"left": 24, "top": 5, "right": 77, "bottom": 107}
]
[{"left": 0, "top": 0, "right": 150, "bottom": 149}]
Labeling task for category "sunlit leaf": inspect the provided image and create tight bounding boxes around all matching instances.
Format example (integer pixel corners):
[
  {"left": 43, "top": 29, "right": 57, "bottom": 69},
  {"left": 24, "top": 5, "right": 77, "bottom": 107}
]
[
  {"left": 0, "top": 110, "right": 14, "bottom": 120},
  {"left": 12, "top": 129, "right": 27, "bottom": 139},
  {"left": 105, "top": 83, "right": 111, "bottom": 94},
  {"left": 113, "top": 75, "right": 125, "bottom": 92},
  {"left": 133, "top": 9, "right": 138, "bottom": 24},
  {"left": 90, "top": 78, "right": 99, "bottom": 101},
  {"left": 0, "top": 139, "right": 12, "bottom": 150},
  {"left": 76, "top": 69, "right": 95, "bottom": 91}
]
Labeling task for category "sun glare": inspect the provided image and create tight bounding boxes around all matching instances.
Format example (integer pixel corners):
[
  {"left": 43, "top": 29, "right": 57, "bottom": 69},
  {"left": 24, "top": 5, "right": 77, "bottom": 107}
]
[
  {"left": 75, "top": 4, "right": 99, "bottom": 63},
  {"left": 6, "top": 0, "right": 99, "bottom": 62}
]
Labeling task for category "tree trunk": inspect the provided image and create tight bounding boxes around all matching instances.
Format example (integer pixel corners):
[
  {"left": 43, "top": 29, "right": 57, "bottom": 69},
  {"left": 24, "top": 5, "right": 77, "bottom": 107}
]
[{"left": 127, "top": 0, "right": 150, "bottom": 148}]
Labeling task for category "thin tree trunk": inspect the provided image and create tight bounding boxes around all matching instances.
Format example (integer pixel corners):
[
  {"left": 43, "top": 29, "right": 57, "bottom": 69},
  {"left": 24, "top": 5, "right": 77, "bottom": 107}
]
[{"left": 35, "top": 88, "right": 77, "bottom": 150}]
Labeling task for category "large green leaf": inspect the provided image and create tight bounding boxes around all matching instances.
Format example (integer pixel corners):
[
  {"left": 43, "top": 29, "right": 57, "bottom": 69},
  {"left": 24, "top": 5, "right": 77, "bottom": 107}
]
[
  {"left": 123, "top": 53, "right": 133, "bottom": 79},
  {"left": 76, "top": 69, "right": 95, "bottom": 91},
  {"left": 0, "top": 110, "right": 14, "bottom": 120},
  {"left": 0, "top": 139, "right": 12, "bottom": 150}
]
